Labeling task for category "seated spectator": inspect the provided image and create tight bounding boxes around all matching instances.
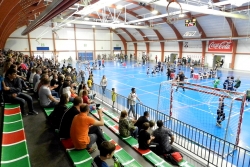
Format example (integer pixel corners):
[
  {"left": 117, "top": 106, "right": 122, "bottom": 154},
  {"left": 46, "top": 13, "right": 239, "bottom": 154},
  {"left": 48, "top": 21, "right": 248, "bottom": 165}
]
[
  {"left": 38, "top": 78, "right": 59, "bottom": 108},
  {"left": 33, "top": 68, "right": 42, "bottom": 88},
  {"left": 29, "top": 67, "right": 36, "bottom": 84},
  {"left": 152, "top": 120, "right": 179, "bottom": 155},
  {"left": 70, "top": 105, "right": 106, "bottom": 153},
  {"left": 119, "top": 110, "right": 138, "bottom": 138},
  {"left": 138, "top": 122, "right": 155, "bottom": 150},
  {"left": 54, "top": 74, "right": 64, "bottom": 93},
  {"left": 3, "top": 68, "right": 38, "bottom": 115},
  {"left": 59, "top": 97, "right": 82, "bottom": 139},
  {"left": 82, "top": 83, "right": 95, "bottom": 99},
  {"left": 94, "top": 141, "right": 116, "bottom": 167},
  {"left": 48, "top": 93, "right": 69, "bottom": 129},
  {"left": 148, "top": 120, "right": 155, "bottom": 135},
  {"left": 134, "top": 111, "right": 149, "bottom": 132},
  {"left": 62, "top": 80, "right": 77, "bottom": 100},
  {"left": 81, "top": 90, "right": 99, "bottom": 110}
]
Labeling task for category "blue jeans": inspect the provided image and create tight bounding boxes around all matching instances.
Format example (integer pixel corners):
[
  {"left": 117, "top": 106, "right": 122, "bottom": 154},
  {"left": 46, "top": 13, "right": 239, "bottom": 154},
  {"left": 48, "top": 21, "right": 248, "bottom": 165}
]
[
  {"left": 131, "top": 126, "right": 138, "bottom": 138},
  {"left": 128, "top": 105, "right": 136, "bottom": 118}
]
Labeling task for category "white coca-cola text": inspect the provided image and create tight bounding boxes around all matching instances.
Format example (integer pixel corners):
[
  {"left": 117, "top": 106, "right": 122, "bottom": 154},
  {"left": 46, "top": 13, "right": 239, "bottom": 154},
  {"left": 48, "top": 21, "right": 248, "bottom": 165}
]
[{"left": 208, "top": 41, "right": 232, "bottom": 50}]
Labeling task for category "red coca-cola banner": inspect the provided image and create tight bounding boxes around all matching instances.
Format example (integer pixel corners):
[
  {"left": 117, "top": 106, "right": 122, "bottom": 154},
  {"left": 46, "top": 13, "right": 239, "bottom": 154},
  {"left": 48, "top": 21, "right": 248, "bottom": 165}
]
[{"left": 208, "top": 40, "right": 233, "bottom": 52}]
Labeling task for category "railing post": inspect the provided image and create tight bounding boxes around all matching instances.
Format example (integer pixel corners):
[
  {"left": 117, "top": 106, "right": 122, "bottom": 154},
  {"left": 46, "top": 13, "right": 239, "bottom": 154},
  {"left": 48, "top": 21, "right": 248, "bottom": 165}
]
[{"left": 207, "top": 134, "right": 212, "bottom": 167}]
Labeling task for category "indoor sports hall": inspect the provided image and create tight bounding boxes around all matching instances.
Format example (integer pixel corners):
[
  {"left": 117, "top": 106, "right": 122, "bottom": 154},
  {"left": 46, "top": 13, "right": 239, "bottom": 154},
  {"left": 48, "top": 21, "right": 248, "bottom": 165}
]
[{"left": 0, "top": 0, "right": 250, "bottom": 167}]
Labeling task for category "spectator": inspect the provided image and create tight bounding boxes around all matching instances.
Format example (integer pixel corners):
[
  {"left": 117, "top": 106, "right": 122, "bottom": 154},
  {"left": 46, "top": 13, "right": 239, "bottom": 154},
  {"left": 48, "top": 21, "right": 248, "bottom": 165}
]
[
  {"left": 59, "top": 97, "right": 82, "bottom": 139},
  {"left": 119, "top": 110, "right": 138, "bottom": 138},
  {"left": 81, "top": 90, "right": 100, "bottom": 111},
  {"left": 33, "top": 68, "right": 42, "bottom": 88},
  {"left": 134, "top": 111, "right": 149, "bottom": 132},
  {"left": 138, "top": 122, "right": 155, "bottom": 150},
  {"left": 94, "top": 141, "right": 116, "bottom": 167},
  {"left": 148, "top": 120, "right": 155, "bottom": 135},
  {"left": 38, "top": 78, "right": 59, "bottom": 108},
  {"left": 48, "top": 93, "right": 69, "bottom": 129},
  {"left": 29, "top": 67, "right": 36, "bottom": 84},
  {"left": 70, "top": 105, "right": 106, "bottom": 153},
  {"left": 128, "top": 88, "right": 141, "bottom": 119},
  {"left": 100, "top": 75, "right": 107, "bottom": 94},
  {"left": 3, "top": 68, "right": 38, "bottom": 115},
  {"left": 152, "top": 120, "right": 179, "bottom": 155}
]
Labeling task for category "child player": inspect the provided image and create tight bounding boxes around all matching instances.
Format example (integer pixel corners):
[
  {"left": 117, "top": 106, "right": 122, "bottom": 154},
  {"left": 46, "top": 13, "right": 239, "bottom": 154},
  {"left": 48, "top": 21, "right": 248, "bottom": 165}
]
[
  {"left": 223, "top": 76, "right": 229, "bottom": 90},
  {"left": 146, "top": 67, "right": 150, "bottom": 76},
  {"left": 227, "top": 76, "right": 234, "bottom": 91},
  {"left": 216, "top": 97, "right": 225, "bottom": 127},
  {"left": 112, "top": 88, "right": 117, "bottom": 108},
  {"left": 213, "top": 77, "right": 220, "bottom": 88}
]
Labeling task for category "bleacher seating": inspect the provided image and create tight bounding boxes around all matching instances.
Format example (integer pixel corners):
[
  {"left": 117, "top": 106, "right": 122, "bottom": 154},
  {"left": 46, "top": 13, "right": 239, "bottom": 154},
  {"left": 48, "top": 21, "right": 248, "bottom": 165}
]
[
  {"left": 91, "top": 107, "right": 194, "bottom": 167},
  {"left": 43, "top": 103, "right": 143, "bottom": 167},
  {"left": 1, "top": 104, "right": 31, "bottom": 167}
]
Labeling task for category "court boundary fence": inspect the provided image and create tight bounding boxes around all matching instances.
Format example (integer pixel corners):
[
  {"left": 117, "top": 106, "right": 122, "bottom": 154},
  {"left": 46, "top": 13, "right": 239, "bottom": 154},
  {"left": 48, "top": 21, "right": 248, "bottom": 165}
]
[{"left": 92, "top": 83, "right": 250, "bottom": 167}]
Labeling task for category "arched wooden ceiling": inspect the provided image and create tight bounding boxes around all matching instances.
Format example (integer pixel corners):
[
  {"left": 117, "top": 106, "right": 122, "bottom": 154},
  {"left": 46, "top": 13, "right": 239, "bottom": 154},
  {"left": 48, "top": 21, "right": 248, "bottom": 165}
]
[{"left": 1, "top": 0, "right": 249, "bottom": 48}]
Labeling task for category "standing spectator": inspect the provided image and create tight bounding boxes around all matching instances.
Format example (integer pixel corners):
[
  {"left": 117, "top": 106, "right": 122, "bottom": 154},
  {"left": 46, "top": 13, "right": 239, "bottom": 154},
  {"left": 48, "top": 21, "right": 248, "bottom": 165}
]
[
  {"left": 220, "top": 59, "right": 224, "bottom": 68},
  {"left": 48, "top": 93, "right": 69, "bottom": 129},
  {"left": 128, "top": 88, "right": 141, "bottom": 118},
  {"left": 119, "top": 110, "right": 138, "bottom": 138},
  {"left": 78, "top": 70, "right": 85, "bottom": 83},
  {"left": 70, "top": 105, "right": 106, "bottom": 153},
  {"left": 33, "top": 68, "right": 42, "bottom": 88},
  {"left": 152, "top": 120, "right": 179, "bottom": 155},
  {"left": 213, "top": 77, "right": 220, "bottom": 88},
  {"left": 134, "top": 111, "right": 149, "bottom": 133},
  {"left": 234, "top": 77, "right": 241, "bottom": 91},
  {"left": 155, "top": 55, "right": 157, "bottom": 63},
  {"left": 87, "top": 77, "right": 93, "bottom": 90},
  {"left": 167, "top": 68, "right": 171, "bottom": 80},
  {"left": 3, "top": 68, "right": 38, "bottom": 115},
  {"left": 59, "top": 97, "right": 82, "bottom": 139},
  {"left": 39, "top": 78, "right": 59, "bottom": 108},
  {"left": 111, "top": 88, "right": 116, "bottom": 108},
  {"left": 100, "top": 75, "right": 107, "bottom": 94}
]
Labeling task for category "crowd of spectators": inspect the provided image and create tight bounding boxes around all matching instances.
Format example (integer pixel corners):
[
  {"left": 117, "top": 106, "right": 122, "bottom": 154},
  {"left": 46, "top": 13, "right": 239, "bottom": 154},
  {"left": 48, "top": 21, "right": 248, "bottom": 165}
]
[{"left": 0, "top": 49, "right": 179, "bottom": 167}]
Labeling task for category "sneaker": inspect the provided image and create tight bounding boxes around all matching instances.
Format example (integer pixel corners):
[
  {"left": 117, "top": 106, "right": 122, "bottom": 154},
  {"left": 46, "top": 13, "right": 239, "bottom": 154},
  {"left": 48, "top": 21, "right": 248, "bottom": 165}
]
[
  {"left": 29, "top": 110, "right": 38, "bottom": 115},
  {"left": 22, "top": 113, "right": 29, "bottom": 116},
  {"left": 87, "top": 146, "right": 97, "bottom": 154},
  {"left": 216, "top": 122, "right": 221, "bottom": 127}
]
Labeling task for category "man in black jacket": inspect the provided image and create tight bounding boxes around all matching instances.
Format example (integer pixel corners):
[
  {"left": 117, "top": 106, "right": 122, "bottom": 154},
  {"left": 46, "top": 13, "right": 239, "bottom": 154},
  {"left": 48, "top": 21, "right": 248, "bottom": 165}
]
[
  {"left": 3, "top": 68, "right": 38, "bottom": 116},
  {"left": 135, "top": 111, "right": 149, "bottom": 133}
]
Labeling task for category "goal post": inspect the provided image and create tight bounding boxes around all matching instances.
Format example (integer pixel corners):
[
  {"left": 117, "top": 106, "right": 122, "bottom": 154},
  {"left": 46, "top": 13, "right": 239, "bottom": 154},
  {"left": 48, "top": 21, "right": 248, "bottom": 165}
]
[{"left": 157, "top": 81, "right": 246, "bottom": 146}]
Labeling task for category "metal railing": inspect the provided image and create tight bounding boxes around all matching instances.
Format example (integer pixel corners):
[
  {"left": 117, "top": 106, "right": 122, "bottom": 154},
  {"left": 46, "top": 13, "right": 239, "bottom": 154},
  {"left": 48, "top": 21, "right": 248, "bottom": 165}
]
[{"left": 92, "top": 83, "right": 250, "bottom": 167}]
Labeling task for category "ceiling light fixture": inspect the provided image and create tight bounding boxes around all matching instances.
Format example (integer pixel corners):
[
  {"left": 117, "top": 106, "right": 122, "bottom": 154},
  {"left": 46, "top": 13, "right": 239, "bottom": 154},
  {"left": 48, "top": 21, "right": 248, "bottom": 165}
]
[
  {"left": 67, "top": 23, "right": 72, "bottom": 26},
  {"left": 179, "top": 13, "right": 185, "bottom": 17},
  {"left": 151, "top": 9, "right": 158, "bottom": 14},
  {"left": 92, "top": 25, "right": 95, "bottom": 28},
  {"left": 116, "top": 5, "right": 123, "bottom": 9},
  {"left": 84, "top": 17, "right": 90, "bottom": 20}
]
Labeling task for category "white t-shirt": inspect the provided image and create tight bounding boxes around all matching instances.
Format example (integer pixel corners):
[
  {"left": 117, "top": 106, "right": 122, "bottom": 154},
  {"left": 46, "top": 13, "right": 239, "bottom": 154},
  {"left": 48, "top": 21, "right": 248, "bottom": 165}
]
[
  {"left": 128, "top": 93, "right": 137, "bottom": 105},
  {"left": 62, "top": 87, "right": 71, "bottom": 98},
  {"left": 29, "top": 72, "right": 36, "bottom": 83},
  {"left": 100, "top": 78, "right": 107, "bottom": 86},
  {"left": 39, "top": 85, "right": 52, "bottom": 107}
]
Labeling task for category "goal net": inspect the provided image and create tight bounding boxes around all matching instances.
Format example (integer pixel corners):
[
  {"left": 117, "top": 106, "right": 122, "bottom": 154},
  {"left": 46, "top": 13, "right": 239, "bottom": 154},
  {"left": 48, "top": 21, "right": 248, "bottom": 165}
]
[{"left": 157, "top": 81, "right": 245, "bottom": 147}]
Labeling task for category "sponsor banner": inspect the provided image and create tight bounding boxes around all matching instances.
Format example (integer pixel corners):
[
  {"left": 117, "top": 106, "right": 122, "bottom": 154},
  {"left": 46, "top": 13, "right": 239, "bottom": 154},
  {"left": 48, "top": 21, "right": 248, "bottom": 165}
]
[{"left": 208, "top": 40, "right": 233, "bottom": 52}]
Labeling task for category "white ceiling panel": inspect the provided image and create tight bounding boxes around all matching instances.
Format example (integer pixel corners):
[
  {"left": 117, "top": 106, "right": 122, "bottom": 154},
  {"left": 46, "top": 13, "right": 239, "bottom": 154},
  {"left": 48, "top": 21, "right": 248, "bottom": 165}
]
[
  {"left": 232, "top": 18, "right": 250, "bottom": 36},
  {"left": 125, "top": 29, "right": 144, "bottom": 40},
  {"left": 119, "top": 33, "right": 132, "bottom": 41},
  {"left": 157, "top": 24, "right": 177, "bottom": 39},
  {"left": 197, "top": 15, "right": 232, "bottom": 37}
]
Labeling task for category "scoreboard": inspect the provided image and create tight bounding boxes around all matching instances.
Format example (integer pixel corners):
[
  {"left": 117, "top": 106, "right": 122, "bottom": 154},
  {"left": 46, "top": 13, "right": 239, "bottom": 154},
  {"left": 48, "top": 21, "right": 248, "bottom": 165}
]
[{"left": 185, "top": 18, "right": 196, "bottom": 27}]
